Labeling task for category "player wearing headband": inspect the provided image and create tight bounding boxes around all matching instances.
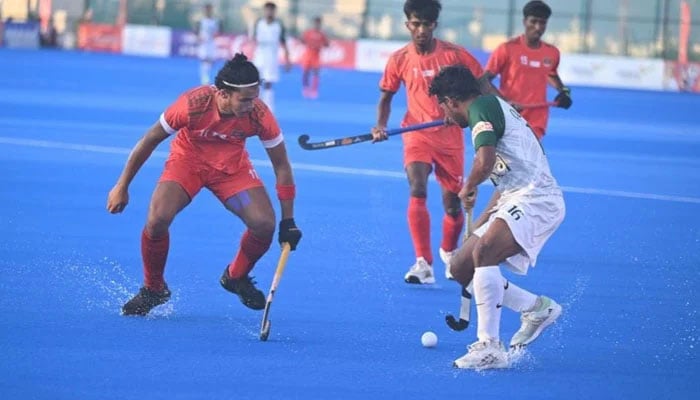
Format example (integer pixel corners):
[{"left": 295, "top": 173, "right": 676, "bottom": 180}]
[{"left": 107, "top": 53, "right": 302, "bottom": 316}]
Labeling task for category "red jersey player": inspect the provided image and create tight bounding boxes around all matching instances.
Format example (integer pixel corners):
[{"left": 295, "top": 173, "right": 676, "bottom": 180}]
[
  {"left": 107, "top": 53, "right": 302, "bottom": 316},
  {"left": 483, "top": 1, "right": 572, "bottom": 140},
  {"left": 300, "top": 16, "right": 330, "bottom": 99},
  {"left": 371, "top": 0, "right": 495, "bottom": 284}
]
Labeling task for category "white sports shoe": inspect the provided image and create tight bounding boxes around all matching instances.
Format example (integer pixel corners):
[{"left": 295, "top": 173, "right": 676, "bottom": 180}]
[
  {"left": 510, "top": 296, "right": 562, "bottom": 348},
  {"left": 453, "top": 339, "right": 509, "bottom": 370},
  {"left": 404, "top": 257, "right": 435, "bottom": 284},
  {"left": 439, "top": 248, "right": 455, "bottom": 280}
]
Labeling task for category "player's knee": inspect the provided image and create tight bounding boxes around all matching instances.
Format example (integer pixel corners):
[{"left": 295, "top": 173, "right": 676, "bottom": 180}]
[
  {"left": 247, "top": 215, "right": 275, "bottom": 239},
  {"left": 472, "top": 237, "right": 494, "bottom": 267},
  {"left": 445, "top": 207, "right": 461, "bottom": 217},
  {"left": 450, "top": 248, "right": 474, "bottom": 285},
  {"left": 145, "top": 214, "right": 172, "bottom": 237},
  {"left": 408, "top": 179, "right": 428, "bottom": 198}
]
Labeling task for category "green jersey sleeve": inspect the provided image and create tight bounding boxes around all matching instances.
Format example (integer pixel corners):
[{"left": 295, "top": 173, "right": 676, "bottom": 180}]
[{"left": 468, "top": 95, "right": 505, "bottom": 151}]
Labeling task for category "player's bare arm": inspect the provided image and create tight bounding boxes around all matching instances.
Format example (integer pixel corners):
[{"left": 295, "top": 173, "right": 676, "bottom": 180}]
[
  {"left": 548, "top": 73, "right": 572, "bottom": 109},
  {"left": 477, "top": 72, "right": 503, "bottom": 97},
  {"left": 459, "top": 145, "right": 496, "bottom": 210},
  {"left": 266, "top": 142, "right": 294, "bottom": 219},
  {"left": 474, "top": 190, "right": 501, "bottom": 229},
  {"left": 372, "top": 90, "right": 395, "bottom": 142},
  {"left": 481, "top": 70, "right": 522, "bottom": 110},
  {"left": 106, "top": 122, "right": 170, "bottom": 214},
  {"left": 266, "top": 141, "right": 302, "bottom": 250}
]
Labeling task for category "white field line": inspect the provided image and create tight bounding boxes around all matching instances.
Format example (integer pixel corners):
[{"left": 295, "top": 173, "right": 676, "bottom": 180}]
[{"left": 1, "top": 136, "right": 699, "bottom": 205}]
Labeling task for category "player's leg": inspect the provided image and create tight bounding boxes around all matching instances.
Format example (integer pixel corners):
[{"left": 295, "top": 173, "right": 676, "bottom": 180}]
[
  {"left": 504, "top": 196, "right": 566, "bottom": 348},
  {"left": 309, "top": 65, "right": 320, "bottom": 98},
  {"left": 122, "top": 162, "right": 197, "bottom": 316},
  {"left": 198, "top": 43, "right": 214, "bottom": 85},
  {"left": 433, "top": 148, "right": 465, "bottom": 280},
  {"left": 302, "top": 66, "right": 310, "bottom": 94},
  {"left": 454, "top": 218, "right": 519, "bottom": 369},
  {"left": 258, "top": 55, "right": 279, "bottom": 111},
  {"left": 212, "top": 167, "right": 274, "bottom": 310},
  {"left": 402, "top": 146, "right": 435, "bottom": 283}
]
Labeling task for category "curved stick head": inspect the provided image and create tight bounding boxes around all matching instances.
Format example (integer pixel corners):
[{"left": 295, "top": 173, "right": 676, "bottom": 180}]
[
  {"left": 298, "top": 135, "right": 310, "bottom": 145},
  {"left": 445, "top": 314, "right": 469, "bottom": 331}
]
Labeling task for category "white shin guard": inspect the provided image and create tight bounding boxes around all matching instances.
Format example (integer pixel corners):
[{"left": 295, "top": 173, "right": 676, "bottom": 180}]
[
  {"left": 473, "top": 266, "right": 505, "bottom": 342},
  {"left": 502, "top": 278, "right": 538, "bottom": 312}
]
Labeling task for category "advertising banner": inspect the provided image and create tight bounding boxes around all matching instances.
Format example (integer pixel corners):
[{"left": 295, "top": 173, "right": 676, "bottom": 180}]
[
  {"left": 558, "top": 54, "right": 665, "bottom": 91},
  {"left": 171, "top": 30, "right": 355, "bottom": 69},
  {"left": 122, "top": 24, "right": 172, "bottom": 57},
  {"left": 77, "top": 23, "right": 123, "bottom": 53},
  {"left": 354, "top": 39, "right": 405, "bottom": 72},
  {"left": 3, "top": 21, "right": 40, "bottom": 49}
]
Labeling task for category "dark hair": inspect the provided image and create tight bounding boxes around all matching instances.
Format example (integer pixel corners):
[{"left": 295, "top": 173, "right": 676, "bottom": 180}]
[
  {"left": 264, "top": 2, "right": 276, "bottom": 9},
  {"left": 403, "top": 0, "right": 441, "bottom": 22},
  {"left": 428, "top": 65, "right": 481, "bottom": 103},
  {"left": 214, "top": 53, "right": 260, "bottom": 90},
  {"left": 523, "top": 1, "right": 551, "bottom": 19}
]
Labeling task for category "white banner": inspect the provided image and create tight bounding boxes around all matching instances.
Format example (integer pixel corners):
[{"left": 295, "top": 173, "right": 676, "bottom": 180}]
[
  {"left": 354, "top": 39, "right": 406, "bottom": 72},
  {"left": 558, "top": 54, "right": 665, "bottom": 91},
  {"left": 122, "top": 25, "right": 172, "bottom": 58}
]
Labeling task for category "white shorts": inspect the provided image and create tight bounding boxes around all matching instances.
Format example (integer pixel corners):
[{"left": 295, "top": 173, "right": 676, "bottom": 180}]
[
  {"left": 254, "top": 50, "right": 280, "bottom": 83},
  {"left": 473, "top": 191, "right": 565, "bottom": 275},
  {"left": 198, "top": 42, "right": 216, "bottom": 61}
]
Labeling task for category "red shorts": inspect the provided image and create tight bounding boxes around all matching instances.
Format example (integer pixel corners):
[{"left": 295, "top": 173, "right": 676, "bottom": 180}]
[
  {"left": 403, "top": 141, "right": 464, "bottom": 194},
  {"left": 301, "top": 52, "right": 321, "bottom": 70},
  {"left": 159, "top": 155, "right": 263, "bottom": 202}
]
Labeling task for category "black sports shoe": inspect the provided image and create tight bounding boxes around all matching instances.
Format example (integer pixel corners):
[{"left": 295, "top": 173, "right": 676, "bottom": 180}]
[
  {"left": 122, "top": 285, "right": 171, "bottom": 316},
  {"left": 220, "top": 267, "right": 265, "bottom": 310}
]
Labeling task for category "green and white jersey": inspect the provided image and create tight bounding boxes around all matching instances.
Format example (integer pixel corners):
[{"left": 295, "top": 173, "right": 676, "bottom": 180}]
[{"left": 468, "top": 95, "right": 561, "bottom": 197}]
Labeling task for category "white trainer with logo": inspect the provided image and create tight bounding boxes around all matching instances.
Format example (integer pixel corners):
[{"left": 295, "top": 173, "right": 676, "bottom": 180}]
[
  {"left": 403, "top": 257, "right": 435, "bottom": 284},
  {"left": 439, "top": 248, "right": 454, "bottom": 280},
  {"left": 453, "top": 339, "right": 509, "bottom": 370},
  {"left": 510, "top": 295, "right": 562, "bottom": 348}
]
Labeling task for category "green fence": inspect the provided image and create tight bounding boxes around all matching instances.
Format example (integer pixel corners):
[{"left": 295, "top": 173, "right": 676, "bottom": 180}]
[{"left": 80, "top": 0, "right": 699, "bottom": 60}]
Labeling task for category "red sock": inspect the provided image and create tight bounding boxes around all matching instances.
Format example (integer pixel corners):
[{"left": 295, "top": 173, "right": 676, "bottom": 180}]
[
  {"left": 228, "top": 230, "right": 272, "bottom": 279},
  {"left": 311, "top": 75, "right": 319, "bottom": 91},
  {"left": 141, "top": 229, "right": 169, "bottom": 292},
  {"left": 407, "top": 196, "right": 432, "bottom": 264},
  {"left": 441, "top": 212, "right": 465, "bottom": 252}
]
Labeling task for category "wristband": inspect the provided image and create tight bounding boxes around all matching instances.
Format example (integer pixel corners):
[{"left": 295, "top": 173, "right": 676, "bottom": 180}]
[{"left": 276, "top": 184, "right": 296, "bottom": 200}]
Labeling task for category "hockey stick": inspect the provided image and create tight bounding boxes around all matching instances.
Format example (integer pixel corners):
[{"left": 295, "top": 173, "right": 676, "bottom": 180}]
[
  {"left": 445, "top": 209, "right": 474, "bottom": 331},
  {"left": 259, "top": 242, "right": 292, "bottom": 341},
  {"left": 297, "top": 120, "right": 445, "bottom": 150},
  {"left": 519, "top": 101, "right": 557, "bottom": 109}
]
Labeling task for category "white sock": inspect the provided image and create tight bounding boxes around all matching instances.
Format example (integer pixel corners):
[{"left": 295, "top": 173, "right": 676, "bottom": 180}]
[
  {"left": 473, "top": 266, "right": 504, "bottom": 342},
  {"left": 261, "top": 87, "right": 274, "bottom": 112},
  {"left": 200, "top": 62, "right": 211, "bottom": 85},
  {"left": 501, "top": 278, "right": 538, "bottom": 312}
]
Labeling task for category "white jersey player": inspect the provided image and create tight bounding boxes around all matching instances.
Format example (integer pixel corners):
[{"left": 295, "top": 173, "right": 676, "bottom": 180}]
[
  {"left": 250, "top": 2, "right": 291, "bottom": 111},
  {"left": 429, "top": 65, "right": 565, "bottom": 370},
  {"left": 196, "top": 3, "right": 221, "bottom": 85}
]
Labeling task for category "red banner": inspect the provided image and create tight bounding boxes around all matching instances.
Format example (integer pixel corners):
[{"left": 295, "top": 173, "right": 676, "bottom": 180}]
[{"left": 77, "top": 23, "right": 123, "bottom": 53}]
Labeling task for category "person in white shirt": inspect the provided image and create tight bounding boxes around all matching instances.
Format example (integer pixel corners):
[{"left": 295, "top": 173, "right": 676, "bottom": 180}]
[
  {"left": 251, "top": 2, "right": 291, "bottom": 111},
  {"left": 196, "top": 3, "right": 221, "bottom": 85}
]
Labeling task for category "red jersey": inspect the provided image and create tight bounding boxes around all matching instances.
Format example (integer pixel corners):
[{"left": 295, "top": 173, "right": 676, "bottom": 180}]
[
  {"left": 302, "top": 28, "right": 329, "bottom": 56},
  {"left": 485, "top": 35, "right": 560, "bottom": 137},
  {"left": 380, "top": 39, "right": 484, "bottom": 149},
  {"left": 159, "top": 86, "right": 282, "bottom": 174}
]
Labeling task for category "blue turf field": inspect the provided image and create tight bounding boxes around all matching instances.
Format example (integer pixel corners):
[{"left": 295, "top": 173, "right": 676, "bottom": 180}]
[{"left": 1, "top": 48, "right": 699, "bottom": 399}]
